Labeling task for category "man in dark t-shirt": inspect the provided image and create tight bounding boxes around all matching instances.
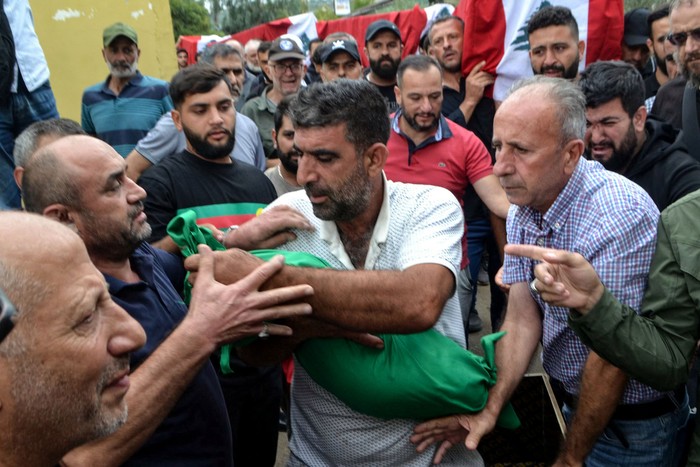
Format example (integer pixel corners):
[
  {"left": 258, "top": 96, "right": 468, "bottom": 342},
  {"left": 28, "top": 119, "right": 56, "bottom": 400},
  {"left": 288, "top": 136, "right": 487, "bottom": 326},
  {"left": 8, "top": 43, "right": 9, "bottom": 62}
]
[
  {"left": 138, "top": 64, "right": 283, "bottom": 467},
  {"left": 363, "top": 19, "right": 403, "bottom": 114}
]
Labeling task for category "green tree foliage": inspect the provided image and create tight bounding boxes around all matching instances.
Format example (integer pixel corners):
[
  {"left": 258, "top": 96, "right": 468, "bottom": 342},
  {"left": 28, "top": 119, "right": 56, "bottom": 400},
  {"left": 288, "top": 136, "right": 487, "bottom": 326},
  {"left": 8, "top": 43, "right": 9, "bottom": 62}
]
[
  {"left": 170, "top": 0, "right": 215, "bottom": 40},
  {"left": 223, "top": 0, "right": 308, "bottom": 34}
]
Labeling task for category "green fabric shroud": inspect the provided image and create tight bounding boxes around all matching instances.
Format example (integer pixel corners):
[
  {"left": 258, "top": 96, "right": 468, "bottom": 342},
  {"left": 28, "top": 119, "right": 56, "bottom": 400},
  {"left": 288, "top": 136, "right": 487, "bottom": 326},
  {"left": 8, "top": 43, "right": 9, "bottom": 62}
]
[{"left": 167, "top": 210, "right": 520, "bottom": 428}]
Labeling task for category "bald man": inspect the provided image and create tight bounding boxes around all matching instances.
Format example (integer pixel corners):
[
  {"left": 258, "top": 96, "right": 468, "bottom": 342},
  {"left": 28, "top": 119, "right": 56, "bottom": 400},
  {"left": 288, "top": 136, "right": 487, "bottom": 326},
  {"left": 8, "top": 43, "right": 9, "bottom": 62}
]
[{"left": 0, "top": 211, "right": 146, "bottom": 467}]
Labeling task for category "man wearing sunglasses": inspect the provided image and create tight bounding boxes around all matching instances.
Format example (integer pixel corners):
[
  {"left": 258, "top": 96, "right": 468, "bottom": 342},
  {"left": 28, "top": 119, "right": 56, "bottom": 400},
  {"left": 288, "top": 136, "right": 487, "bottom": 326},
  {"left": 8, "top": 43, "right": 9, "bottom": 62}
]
[
  {"left": 665, "top": 0, "right": 700, "bottom": 162},
  {"left": 241, "top": 37, "right": 306, "bottom": 163}
]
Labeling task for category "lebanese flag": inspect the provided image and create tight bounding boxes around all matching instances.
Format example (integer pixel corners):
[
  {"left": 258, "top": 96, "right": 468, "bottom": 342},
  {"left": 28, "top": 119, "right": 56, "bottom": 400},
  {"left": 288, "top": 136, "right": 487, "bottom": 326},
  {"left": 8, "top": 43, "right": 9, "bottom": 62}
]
[{"left": 455, "top": 0, "right": 623, "bottom": 101}]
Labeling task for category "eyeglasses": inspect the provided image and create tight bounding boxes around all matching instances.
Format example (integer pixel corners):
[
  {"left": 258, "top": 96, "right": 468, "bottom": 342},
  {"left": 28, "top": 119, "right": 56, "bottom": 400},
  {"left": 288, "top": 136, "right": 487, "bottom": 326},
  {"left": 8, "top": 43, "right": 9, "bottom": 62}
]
[
  {"left": 272, "top": 62, "right": 303, "bottom": 73},
  {"left": 0, "top": 286, "right": 16, "bottom": 344},
  {"left": 668, "top": 27, "right": 700, "bottom": 46}
]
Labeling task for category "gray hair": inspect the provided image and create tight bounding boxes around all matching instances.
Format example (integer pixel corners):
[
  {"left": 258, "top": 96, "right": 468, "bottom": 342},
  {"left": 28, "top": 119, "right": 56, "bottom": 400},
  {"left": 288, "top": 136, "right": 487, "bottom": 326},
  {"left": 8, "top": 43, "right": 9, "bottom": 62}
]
[
  {"left": 508, "top": 75, "right": 586, "bottom": 146},
  {"left": 0, "top": 260, "right": 47, "bottom": 356},
  {"left": 201, "top": 44, "right": 244, "bottom": 64},
  {"left": 13, "top": 119, "right": 84, "bottom": 169},
  {"left": 22, "top": 145, "right": 81, "bottom": 214}
]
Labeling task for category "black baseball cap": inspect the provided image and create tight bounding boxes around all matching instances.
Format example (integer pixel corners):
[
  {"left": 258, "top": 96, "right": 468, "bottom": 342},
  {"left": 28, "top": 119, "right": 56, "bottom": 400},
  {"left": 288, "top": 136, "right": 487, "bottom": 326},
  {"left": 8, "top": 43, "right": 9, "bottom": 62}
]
[
  {"left": 365, "top": 19, "right": 402, "bottom": 44},
  {"left": 320, "top": 40, "right": 361, "bottom": 63},
  {"left": 623, "top": 8, "right": 650, "bottom": 46},
  {"left": 269, "top": 37, "right": 305, "bottom": 62}
]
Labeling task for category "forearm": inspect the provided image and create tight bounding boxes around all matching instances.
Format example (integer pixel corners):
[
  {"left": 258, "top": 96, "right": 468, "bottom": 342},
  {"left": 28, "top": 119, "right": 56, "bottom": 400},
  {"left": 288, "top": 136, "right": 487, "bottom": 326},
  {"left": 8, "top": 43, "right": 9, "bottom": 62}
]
[
  {"left": 210, "top": 252, "right": 452, "bottom": 333},
  {"left": 560, "top": 353, "right": 627, "bottom": 463},
  {"left": 458, "top": 99, "right": 478, "bottom": 124},
  {"left": 61, "top": 320, "right": 215, "bottom": 465},
  {"left": 569, "top": 289, "right": 696, "bottom": 390},
  {"left": 483, "top": 284, "right": 542, "bottom": 418},
  {"left": 489, "top": 212, "right": 506, "bottom": 263}
]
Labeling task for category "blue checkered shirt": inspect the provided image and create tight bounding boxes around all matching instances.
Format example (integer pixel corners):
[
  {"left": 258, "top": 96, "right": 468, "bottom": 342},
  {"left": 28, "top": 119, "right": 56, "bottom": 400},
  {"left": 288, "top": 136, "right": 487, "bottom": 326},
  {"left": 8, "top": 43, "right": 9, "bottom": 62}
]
[{"left": 503, "top": 158, "right": 664, "bottom": 404}]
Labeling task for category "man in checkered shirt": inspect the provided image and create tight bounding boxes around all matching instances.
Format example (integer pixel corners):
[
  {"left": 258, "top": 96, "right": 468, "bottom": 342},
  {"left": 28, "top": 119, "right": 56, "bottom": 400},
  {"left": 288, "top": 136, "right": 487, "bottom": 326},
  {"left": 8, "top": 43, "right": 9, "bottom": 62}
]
[{"left": 412, "top": 76, "right": 689, "bottom": 466}]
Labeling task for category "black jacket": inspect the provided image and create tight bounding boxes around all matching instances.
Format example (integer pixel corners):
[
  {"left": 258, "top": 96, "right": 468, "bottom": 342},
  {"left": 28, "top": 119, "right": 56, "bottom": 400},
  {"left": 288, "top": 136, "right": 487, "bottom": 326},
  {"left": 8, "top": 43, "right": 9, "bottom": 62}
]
[{"left": 624, "top": 117, "right": 700, "bottom": 211}]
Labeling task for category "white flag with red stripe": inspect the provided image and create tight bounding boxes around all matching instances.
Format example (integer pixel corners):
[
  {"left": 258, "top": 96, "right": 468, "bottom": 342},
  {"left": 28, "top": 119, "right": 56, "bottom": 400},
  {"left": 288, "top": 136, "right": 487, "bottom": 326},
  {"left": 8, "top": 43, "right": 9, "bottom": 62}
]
[{"left": 455, "top": 0, "right": 623, "bottom": 100}]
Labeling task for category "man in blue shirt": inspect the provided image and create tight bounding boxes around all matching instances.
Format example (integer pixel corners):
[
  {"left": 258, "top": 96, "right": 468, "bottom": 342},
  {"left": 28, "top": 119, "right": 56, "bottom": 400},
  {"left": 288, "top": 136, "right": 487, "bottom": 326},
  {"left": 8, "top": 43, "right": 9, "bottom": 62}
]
[
  {"left": 81, "top": 22, "right": 172, "bottom": 157},
  {"left": 20, "top": 134, "right": 312, "bottom": 465}
]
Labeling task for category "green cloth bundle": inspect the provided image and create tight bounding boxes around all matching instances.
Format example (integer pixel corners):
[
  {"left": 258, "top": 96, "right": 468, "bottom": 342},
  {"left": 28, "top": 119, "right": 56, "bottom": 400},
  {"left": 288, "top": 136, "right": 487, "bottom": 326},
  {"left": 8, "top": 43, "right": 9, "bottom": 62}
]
[{"left": 167, "top": 210, "right": 520, "bottom": 428}]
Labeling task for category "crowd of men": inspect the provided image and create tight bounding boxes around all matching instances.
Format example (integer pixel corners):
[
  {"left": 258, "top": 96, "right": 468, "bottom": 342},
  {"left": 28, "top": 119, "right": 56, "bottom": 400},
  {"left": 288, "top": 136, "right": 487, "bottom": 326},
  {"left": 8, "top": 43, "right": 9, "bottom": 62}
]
[{"left": 4, "top": 1, "right": 700, "bottom": 466}]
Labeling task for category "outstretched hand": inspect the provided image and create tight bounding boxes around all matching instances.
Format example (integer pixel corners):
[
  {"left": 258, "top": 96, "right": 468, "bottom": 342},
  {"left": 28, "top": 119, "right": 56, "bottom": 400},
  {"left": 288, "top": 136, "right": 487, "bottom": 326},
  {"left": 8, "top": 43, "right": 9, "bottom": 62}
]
[
  {"left": 187, "top": 244, "right": 314, "bottom": 346},
  {"left": 410, "top": 411, "right": 496, "bottom": 464},
  {"left": 504, "top": 244, "right": 604, "bottom": 313}
]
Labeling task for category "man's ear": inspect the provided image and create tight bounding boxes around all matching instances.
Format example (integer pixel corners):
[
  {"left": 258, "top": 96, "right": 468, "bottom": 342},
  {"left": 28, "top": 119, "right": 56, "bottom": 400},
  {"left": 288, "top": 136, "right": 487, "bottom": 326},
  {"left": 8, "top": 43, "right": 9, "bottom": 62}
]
[
  {"left": 43, "top": 204, "right": 73, "bottom": 225},
  {"left": 171, "top": 109, "right": 183, "bottom": 131},
  {"left": 364, "top": 143, "right": 388, "bottom": 177}
]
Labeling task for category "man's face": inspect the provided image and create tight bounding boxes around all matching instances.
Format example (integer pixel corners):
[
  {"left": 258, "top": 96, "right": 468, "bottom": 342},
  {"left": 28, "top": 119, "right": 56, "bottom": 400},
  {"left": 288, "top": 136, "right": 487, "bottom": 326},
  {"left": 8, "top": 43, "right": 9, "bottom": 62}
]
[
  {"left": 528, "top": 25, "right": 583, "bottom": 79},
  {"left": 270, "top": 58, "right": 305, "bottom": 95},
  {"left": 671, "top": 2, "right": 700, "bottom": 87},
  {"left": 177, "top": 51, "right": 188, "bottom": 69},
  {"left": 396, "top": 66, "right": 443, "bottom": 133},
  {"left": 258, "top": 50, "right": 270, "bottom": 79},
  {"left": 3, "top": 239, "right": 146, "bottom": 449},
  {"left": 492, "top": 91, "right": 578, "bottom": 213},
  {"left": 213, "top": 55, "right": 245, "bottom": 99},
  {"left": 245, "top": 47, "right": 259, "bottom": 67},
  {"left": 295, "top": 123, "right": 372, "bottom": 222},
  {"left": 321, "top": 52, "right": 363, "bottom": 81},
  {"left": 429, "top": 19, "right": 463, "bottom": 73},
  {"left": 65, "top": 138, "right": 151, "bottom": 262},
  {"left": 102, "top": 36, "right": 140, "bottom": 79},
  {"left": 621, "top": 42, "right": 651, "bottom": 72},
  {"left": 174, "top": 80, "right": 237, "bottom": 161},
  {"left": 273, "top": 114, "right": 299, "bottom": 175},
  {"left": 365, "top": 31, "right": 403, "bottom": 81},
  {"left": 585, "top": 98, "right": 643, "bottom": 172},
  {"left": 649, "top": 16, "right": 671, "bottom": 75}
]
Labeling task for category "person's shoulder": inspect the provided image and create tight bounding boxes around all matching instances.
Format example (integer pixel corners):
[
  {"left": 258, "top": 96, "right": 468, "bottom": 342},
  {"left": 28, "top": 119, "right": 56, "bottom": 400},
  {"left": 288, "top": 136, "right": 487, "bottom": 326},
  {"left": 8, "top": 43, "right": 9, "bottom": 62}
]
[
  {"left": 388, "top": 179, "right": 459, "bottom": 209},
  {"left": 140, "top": 151, "right": 188, "bottom": 180},
  {"left": 137, "top": 74, "right": 169, "bottom": 88},
  {"left": 241, "top": 95, "right": 265, "bottom": 114},
  {"left": 663, "top": 189, "right": 700, "bottom": 220},
  {"left": 584, "top": 160, "right": 658, "bottom": 214}
]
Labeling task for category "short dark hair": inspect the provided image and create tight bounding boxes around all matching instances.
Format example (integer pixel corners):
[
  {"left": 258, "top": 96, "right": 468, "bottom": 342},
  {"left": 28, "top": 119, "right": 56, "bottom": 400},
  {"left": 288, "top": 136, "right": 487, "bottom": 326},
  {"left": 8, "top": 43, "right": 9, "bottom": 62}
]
[
  {"left": 397, "top": 55, "right": 442, "bottom": 88},
  {"left": 647, "top": 4, "right": 670, "bottom": 29},
  {"left": 427, "top": 16, "right": 464, "bottom": 45},
  {"left": 579, "top": 61, "right": 645, "bottom": 117},
  {"left": 176, "top": 48, "right": 188, "bottom": 55},
  {"left": 527, "top": 6, "right": 579, "bottom": 41},
  {"left": 169, "top": 64, "right": 232, "bottom": 109},
  {"left": 258, "top": 41, "right": 273, "bottom": 55},
  {"left": 274, "top": 94, "right": 295, "bottom": 133},
  {"left": 289, "top": 80, "right": 389, "bottom": 156},
  {"left": 201, "top": 43, "right": 243, "bottom": 64}
]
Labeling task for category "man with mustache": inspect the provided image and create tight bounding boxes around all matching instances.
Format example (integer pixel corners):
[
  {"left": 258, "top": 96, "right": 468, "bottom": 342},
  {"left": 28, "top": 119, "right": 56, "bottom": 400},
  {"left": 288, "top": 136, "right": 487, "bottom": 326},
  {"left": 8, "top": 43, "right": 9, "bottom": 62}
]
[
  {"left": 664, "top": 0, "right": 700, "bottom": 163},
  {"left": 0, "top": 211, "right": 146, "bottom": 467},
  {"left": 123, "top": 44, "right": 266, "bottom": 182},
  {"left": 265, "top": 96, "right": 302, "bottom": 196},
  {"left": 19, "top": 134, "right": 312, "bottom": 466},
  {"left": 137, "top": 64, "right": 289, "bottom": 467},
  {"left": 580, "top": 60, "right": 700, "bottom": 211},
  {"left": 528, "top": 6, "right": 585, "bottom": 81},
  {"left": 622, "top": 8, "right": 653, "bottom": 79},
  {"left": 364, "top": 19, "right": 403, "bottom": 113},
  {"left": 81, "top": 22, "right": 173, "bottom": 157},
  {"left": 242, "top": 37, "right": 306, "bottom": 161},
  {"left": 384, "top": 55, "right": 510, "bottom": 339},
  {"left": 644, "top": 5, "right": 672, "bottom": 102}
]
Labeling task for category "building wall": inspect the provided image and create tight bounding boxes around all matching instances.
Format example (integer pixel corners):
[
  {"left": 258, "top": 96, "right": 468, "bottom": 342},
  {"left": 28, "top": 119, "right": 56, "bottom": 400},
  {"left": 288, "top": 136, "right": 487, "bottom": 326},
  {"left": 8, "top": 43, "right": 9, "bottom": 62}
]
[{"left": 32, "top": 0, "right": 178, "bottom": 121}]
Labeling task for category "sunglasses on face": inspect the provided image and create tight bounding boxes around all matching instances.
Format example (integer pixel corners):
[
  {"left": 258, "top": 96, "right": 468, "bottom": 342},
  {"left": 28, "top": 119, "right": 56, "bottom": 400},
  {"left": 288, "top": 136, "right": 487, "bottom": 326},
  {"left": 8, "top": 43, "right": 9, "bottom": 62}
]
[
  {"left": 668, "top": 27, "right": 700, "bottom": 46},
  {"left": 0, "top": 287, "right": 16, "bottom": 344}
]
